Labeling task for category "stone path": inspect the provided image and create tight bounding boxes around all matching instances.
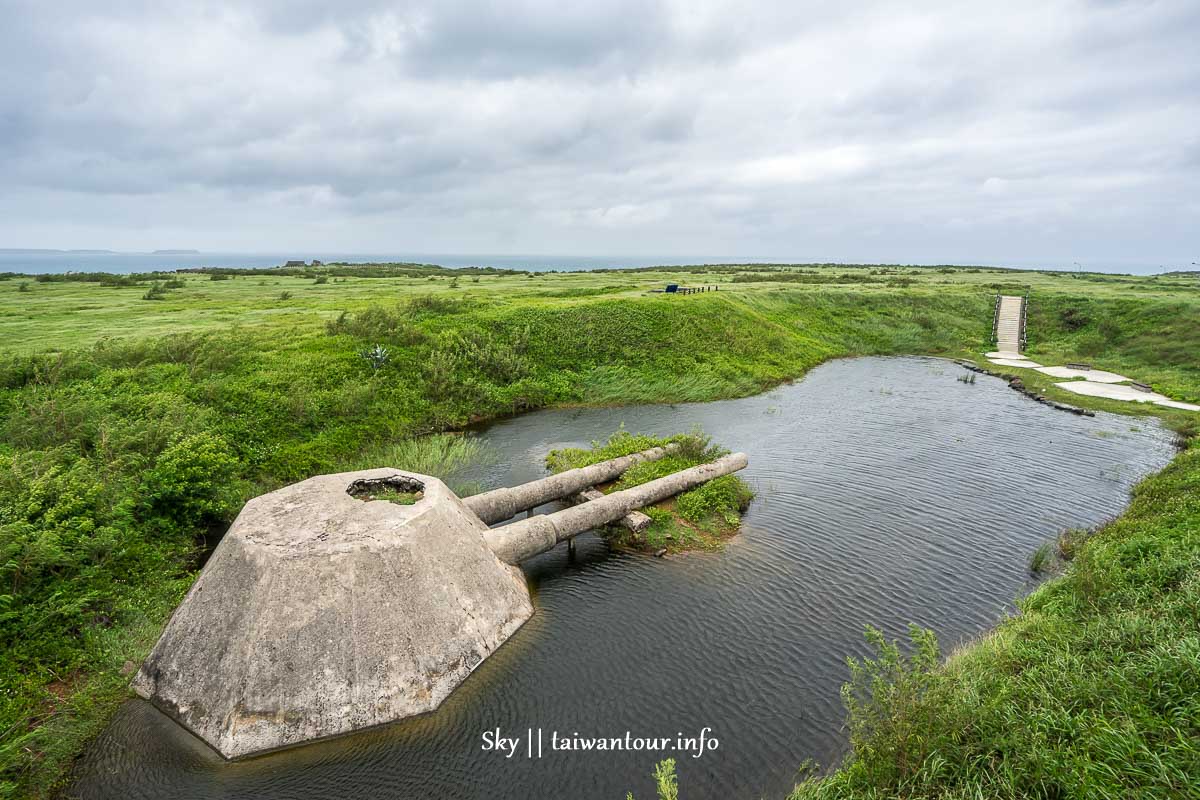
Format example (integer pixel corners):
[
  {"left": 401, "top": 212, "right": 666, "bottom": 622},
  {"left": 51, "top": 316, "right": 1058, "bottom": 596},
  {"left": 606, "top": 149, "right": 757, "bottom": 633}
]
[
  {"left": 1036, "top": 366, "right": 1129, "bottom": 383},
  {"left": 982, "top": 294, "right": 1198, "bottom": 411},
  {"left": 983, "top": 352, "right": 1199, "bottom": 412},
  {"left": 1052, "top": 380, "right": 1200, "bottom": 411}
]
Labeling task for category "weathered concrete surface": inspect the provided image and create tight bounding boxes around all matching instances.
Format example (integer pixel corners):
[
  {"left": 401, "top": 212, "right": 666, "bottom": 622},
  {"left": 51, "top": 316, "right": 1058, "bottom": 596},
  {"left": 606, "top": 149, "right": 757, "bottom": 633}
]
[
  {"left": 132, "top": 469, "right": 532, "bottom": 760},
  {"left": 1054, "top": 381, "right": 1200, "bottom": 411},
  {"left": 464, "top": 444, "right": 680, "bottom": 524},
  {"left": 1035, "top": 366, "right": 1129, "bottom": 383},
  {"left": 486, "top": 453, "right": 749, "bottom": 564},
  {"left": 988, "top": 358, "right": 1043, "bottom": 369},
  {"left": 570, "top": 487, "right": 652, "bottom": 533}
]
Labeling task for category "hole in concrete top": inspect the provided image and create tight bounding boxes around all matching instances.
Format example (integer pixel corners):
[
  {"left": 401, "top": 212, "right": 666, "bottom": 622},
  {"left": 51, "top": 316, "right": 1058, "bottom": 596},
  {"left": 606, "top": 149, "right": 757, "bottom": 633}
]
[{"left": 347, "top": 476, "right": 426, "bottom": 506}]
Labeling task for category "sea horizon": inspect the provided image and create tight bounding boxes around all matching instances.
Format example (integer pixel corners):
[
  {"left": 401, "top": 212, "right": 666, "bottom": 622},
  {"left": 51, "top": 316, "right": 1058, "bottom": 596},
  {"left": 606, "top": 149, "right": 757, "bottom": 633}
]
[{"left": 0, "top": 250, "right": 1187, "bottom": 276}]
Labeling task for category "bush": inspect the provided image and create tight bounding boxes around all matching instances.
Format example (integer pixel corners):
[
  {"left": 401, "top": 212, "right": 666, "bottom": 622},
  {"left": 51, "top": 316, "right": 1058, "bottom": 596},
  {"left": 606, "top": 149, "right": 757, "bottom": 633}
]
[
  {"left": 325, "top": 307, "right": 424, "bottom": 345},
  {"left": 405, "top": 294, "right": 473, "bottom": 317},
  {"left": 139, "top": 433, "right": 240, "bottom": 532},
  {"left": 433, "top": 326, "right": 531, "bottom": 385},
  {"left": 836, "top": 625, "right": 946, "bottom": 787},
  {"left": 676, "top": 475, "right": 753, "bottom": 526}
]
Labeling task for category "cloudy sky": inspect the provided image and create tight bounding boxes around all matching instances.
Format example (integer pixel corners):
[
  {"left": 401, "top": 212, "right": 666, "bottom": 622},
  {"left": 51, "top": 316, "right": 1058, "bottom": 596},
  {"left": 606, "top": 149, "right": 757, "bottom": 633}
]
[{"left": 1, "top": 0, "right": 1197, "bottom": 268}]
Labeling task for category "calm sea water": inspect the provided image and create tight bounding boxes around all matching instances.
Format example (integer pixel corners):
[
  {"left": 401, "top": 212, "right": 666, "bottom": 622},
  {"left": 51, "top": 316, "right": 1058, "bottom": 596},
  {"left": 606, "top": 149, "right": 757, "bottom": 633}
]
[
  {"left": 70, "top": 357, "right": 1176, "bottom": 800},
  {"left": 0, "top": 251, "right": 1171, "bottom": 275},
  {"left": 1, "top": 252, "right": 783, "bottom": 274}
]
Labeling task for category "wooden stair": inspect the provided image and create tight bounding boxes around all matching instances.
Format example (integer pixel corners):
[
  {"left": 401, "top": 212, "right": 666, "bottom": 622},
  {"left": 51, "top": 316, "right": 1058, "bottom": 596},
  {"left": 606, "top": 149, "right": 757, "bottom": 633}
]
[{"left": 994, "top": 295, "right": 1025, "bottom": 353}]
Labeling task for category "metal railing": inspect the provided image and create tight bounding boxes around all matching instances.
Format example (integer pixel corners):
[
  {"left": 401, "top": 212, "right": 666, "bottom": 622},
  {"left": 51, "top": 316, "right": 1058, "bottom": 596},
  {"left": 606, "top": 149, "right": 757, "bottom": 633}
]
[
  {"left": 1019, "top": 293, "right": 1029, "bottom": 351},
  {"left": 991, "top": 294, "right": 1001, "bottom": 344}
]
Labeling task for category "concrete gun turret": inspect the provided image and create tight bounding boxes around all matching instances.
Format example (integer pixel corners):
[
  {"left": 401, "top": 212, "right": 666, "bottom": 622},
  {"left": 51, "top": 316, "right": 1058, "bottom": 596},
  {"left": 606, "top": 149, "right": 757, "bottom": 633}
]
[{"left": 132, "top": 445, "right": 748, "bottom": 759}]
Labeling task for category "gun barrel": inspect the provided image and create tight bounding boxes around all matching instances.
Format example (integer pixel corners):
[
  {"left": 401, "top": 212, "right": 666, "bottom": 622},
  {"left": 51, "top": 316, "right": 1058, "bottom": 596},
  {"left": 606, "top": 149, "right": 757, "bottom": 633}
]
[
  {"left": 484, "top": 453, "right": 748, "bottom": 564},
  {"left": 463, "top": 444, "right": 680, "bottom": 524}
]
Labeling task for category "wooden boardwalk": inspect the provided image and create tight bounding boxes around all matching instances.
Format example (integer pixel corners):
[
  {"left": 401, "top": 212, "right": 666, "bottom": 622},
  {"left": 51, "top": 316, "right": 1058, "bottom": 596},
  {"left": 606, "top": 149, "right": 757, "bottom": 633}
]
[{"left": 993, "top": 295, "right": 1026, "bottom": 354}]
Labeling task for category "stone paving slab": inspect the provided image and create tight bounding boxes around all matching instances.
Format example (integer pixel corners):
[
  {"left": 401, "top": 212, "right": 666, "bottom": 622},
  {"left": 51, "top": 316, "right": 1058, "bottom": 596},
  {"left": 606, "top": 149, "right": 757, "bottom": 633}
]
[
  {"left": 1054, "top": 380, "right": 1200, "bottom": 411},
  {"left": 989, "top": 358, "right": 1043, "bottom": 369},
  {"left": 1036, "top": 366, "right": 1129, "bottom": 383}
]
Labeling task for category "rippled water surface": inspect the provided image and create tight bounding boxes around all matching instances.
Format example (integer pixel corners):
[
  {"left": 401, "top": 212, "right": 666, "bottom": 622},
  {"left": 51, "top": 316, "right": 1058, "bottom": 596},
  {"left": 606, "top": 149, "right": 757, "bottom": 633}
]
[{"left": 73, "top": 357, "right": 1176, "bottom": 800}]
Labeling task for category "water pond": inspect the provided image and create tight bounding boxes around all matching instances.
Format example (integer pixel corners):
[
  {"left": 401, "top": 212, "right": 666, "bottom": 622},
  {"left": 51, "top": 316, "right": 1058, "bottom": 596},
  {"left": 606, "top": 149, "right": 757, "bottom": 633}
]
[{"left": 73, "top": 357, "right": 1176, "bottom": 800}]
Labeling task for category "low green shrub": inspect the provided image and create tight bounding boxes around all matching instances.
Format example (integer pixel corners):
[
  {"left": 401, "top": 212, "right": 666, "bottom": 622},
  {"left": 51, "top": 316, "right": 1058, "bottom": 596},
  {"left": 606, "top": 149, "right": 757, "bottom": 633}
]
[
  {"left": 676, "top": 476, "right": 753, "bottom": 526},
  {"left": 139, "top": 433, "right": 241, "bottom": 532}
]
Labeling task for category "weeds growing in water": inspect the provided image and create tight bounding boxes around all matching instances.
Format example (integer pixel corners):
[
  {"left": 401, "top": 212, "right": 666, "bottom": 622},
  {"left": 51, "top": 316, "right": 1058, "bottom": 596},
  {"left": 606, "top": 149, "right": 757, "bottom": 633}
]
[
  {"left": 1055, "top": 527, "right": 1091, "bottom": 561},
  {"left": 627, "top": 759, "right": 678, "bottom": 800},
  {"left": 957, "top": 372, "right": 976, "bottom": 384},
  {"left": 1028, "top": 542, "right": 1054, "bottom": 573},
  {"left": 791, "top": 441, "right": 1200, "bottom": 800}
]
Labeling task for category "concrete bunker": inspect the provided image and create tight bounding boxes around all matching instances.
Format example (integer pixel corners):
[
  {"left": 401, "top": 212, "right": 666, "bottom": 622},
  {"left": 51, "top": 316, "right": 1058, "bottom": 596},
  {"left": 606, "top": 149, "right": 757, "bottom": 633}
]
[{"left": 134, "top": 447, "right": 748, "bottom": 759}]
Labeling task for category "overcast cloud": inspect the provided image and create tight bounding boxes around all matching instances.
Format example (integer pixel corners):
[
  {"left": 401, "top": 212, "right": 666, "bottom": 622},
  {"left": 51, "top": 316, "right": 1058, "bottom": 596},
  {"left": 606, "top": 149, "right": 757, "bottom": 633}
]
[{"left": 1, "top": 0, "right": 1197, "bottom": 268}]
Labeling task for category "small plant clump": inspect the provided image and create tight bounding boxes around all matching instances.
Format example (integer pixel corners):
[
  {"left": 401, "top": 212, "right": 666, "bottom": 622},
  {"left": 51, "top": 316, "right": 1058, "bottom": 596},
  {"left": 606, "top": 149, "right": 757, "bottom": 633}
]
[
  {"left": 362, "top": 487, "right": 422, "bottom": 504},
  {"left": 359, "top": 343, "right": 390, "bottom": 372},
  {"left": 1028, "top": 542, "right": 1054, "bottom": 573},
  {"left": 626, "top": 759, "right": 679, "bottom": 800},
  {"left": 546, "top": 429, "right": 753, "bottom": 554}
]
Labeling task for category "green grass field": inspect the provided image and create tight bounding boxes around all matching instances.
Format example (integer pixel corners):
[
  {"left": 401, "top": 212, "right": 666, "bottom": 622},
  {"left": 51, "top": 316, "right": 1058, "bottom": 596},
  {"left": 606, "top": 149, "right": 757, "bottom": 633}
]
[{"left": 0, "top": 263, "right": 1198, "bottom": 798}]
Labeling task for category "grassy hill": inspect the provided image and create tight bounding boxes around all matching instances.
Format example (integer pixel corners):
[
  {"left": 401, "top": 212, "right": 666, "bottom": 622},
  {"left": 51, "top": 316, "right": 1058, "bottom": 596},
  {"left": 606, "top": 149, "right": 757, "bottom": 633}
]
[{"left": 0, "top": 263, "right": 1197, "bottom": 798}]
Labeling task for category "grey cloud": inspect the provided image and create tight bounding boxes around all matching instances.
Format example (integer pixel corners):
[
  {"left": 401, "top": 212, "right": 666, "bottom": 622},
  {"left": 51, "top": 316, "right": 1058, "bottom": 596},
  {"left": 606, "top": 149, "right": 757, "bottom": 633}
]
[{"left": 0, "top": 0, "right": 1196, "bottom": 267}]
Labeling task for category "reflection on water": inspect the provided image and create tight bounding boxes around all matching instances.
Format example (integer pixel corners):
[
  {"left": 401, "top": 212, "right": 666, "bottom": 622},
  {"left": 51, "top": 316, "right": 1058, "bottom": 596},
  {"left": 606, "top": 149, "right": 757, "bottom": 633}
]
[{"left": 71, "top": 357, "right": 1176, "bottom": 800}]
